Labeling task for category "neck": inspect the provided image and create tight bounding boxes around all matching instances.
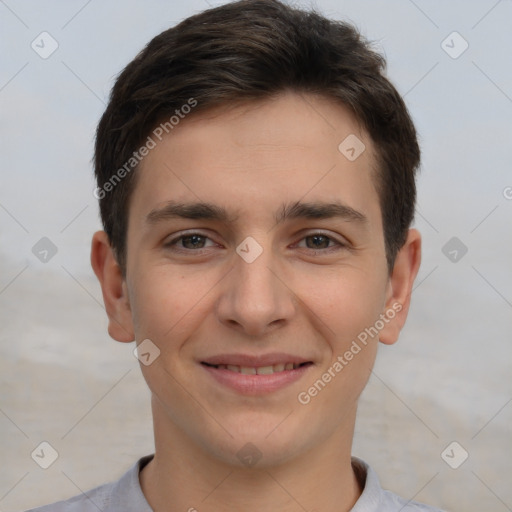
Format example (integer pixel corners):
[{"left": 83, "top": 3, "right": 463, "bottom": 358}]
[{"left": 140, "top": 399, "right": 362, "bottom": 512}]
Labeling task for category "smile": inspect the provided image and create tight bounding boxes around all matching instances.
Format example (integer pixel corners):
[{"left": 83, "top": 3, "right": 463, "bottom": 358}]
[
  {"left": 202, "top": 362, "right": 311, "bottom": 374},
  {"left": 200, "top": 359, "right": 314, "bottom": 395}
]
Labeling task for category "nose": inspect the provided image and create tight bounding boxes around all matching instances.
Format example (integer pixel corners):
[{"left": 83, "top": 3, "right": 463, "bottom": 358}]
[{"left": 215, "top": 245, "right": 296, "bottom": 337}]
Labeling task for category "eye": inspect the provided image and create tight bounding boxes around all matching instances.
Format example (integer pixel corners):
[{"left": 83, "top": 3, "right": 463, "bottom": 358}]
[
  {"left": 295, "top": 233, "right": 345, "bottom": 251},
  {"left": 163, "top": 231, "right": 347, "bottom": 255},
  {"left": 164, "top": 233, "right": 217, "bottom": 251}
]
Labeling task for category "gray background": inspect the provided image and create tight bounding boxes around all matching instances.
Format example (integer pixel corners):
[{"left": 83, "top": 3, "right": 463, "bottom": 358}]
[{"left": 1, "top": 1, "right": 511, "bottom": 511}]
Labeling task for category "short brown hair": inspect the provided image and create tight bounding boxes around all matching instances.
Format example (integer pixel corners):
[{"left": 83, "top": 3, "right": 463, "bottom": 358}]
[{"left": 94, "top": 0, "right": 420, "bottom": 275}]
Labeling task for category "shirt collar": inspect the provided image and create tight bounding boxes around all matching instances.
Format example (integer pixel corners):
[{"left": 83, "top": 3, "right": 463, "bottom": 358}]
[{"left": 126, "top": 454, "right": 380, "bottom": 511}]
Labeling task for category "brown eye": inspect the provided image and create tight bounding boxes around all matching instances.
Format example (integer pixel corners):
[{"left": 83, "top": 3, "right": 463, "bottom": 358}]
[
  {"left": 180, "top": 234, "right": 207, "bottom": 249},
  {"left": 305, "top": 234, "right": 332, "bottom": 249},
  {"left": 164, "top": 232, "right": 216, "bottom": 251},
  {"left": 296, "top": 233, "right": 344, "bottom": 251}
]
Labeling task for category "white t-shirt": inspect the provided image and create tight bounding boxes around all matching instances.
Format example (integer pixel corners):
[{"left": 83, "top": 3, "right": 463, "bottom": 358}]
[{"left": 26, "top": 455, "right": 446, "bottom": 511}]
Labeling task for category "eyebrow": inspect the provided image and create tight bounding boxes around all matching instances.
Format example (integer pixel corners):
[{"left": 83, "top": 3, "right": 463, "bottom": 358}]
[
  {"left": 275, "top": 200, "right": 367, "bottom": 225},
  {"left": 145, "top": 200, "right": 368, "bottom": 226},
  {"left": 146, "top": 201, "right": 236, "bottom": 224}
]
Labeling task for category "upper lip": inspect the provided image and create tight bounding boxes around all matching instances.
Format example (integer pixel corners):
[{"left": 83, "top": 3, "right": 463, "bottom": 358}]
[{"left": 201, "top": 353, "right": 312, "bottom": 367}]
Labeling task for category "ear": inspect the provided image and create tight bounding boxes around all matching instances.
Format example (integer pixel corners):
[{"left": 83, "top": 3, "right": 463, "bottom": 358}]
[
  {"left": 90, "top": 230, "right": 135, "bottom": 343},
  {"left": 379, "top": 228, "right": 422, "bottom": 345}
]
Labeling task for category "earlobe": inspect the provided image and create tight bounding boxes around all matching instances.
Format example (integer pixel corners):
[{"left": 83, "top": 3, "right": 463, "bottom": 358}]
[
  {"left": 379, "top": 229, "right": 422, "bottom": 346},
  {"left": 90, "top": 230, "right": 135, "bottom": 343}
]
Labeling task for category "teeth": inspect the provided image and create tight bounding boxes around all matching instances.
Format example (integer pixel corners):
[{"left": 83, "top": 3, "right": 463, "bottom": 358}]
[
  {"left": 212, "top": 362, "right": 307, "bottom": 374},
  {"left": 256, "top": 366, "right": 274, "bottom": 375}
]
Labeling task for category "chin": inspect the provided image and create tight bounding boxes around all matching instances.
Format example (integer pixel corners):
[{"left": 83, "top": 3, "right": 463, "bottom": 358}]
[{"left": 202, "top": 418, "right": 309, "bottom": 470}]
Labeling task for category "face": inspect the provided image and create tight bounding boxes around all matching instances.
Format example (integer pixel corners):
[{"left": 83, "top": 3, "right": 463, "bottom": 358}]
[{"left": 93, "top": 91, "right": 420, "bottom": 469}]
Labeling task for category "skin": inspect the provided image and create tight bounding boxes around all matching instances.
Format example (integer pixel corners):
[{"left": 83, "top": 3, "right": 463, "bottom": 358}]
[{"left": 91, "top": 91, "right": 421, "bottom": 512}]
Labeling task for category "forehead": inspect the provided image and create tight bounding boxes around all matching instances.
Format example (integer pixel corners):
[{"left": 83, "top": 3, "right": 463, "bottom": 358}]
[{"left": 129, "top": 92, "right": 381, "bottom": 229}]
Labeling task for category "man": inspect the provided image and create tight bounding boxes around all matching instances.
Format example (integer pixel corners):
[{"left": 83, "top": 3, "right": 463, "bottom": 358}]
[{"left": 29, "top": 0, "right": 444, "bottom": 510}]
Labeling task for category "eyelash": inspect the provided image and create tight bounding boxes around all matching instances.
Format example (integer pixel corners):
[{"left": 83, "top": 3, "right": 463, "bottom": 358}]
[{"left": 164, "top": 231, "right": 347, "bottom": 254}]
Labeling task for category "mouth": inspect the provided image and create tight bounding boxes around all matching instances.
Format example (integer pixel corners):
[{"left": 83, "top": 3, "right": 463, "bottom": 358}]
[
  {"left": 200, "top": 355, "right": 314, "bottom": 395},
  {"left": 201, "top": 361, "right": 312, "bottom": 374}
]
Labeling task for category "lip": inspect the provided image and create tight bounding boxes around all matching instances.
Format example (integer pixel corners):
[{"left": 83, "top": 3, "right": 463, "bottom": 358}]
[{"left": 200, "top": 353, "right": 314, "bottom": 395}]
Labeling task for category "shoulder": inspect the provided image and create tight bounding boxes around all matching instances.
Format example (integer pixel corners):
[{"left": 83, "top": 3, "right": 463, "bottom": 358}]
[
  {"left": 24, "top": 455, "right": 154, "bottom": 512},
  {"left": 25, "top": 480, "right": 114, "bottom": 512},
  {"left": 351, "top": 457, "right": 447, "bottom": 512},
  {"left": 379, "top": 489, "right": 446, "bottom": 511}
]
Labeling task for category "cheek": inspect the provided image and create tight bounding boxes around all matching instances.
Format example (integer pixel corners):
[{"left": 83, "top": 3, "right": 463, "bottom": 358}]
[
  {"left": 128, "top": 266, "right": 218, "bottom": 344},
  {"left": 298, "top": 266, "right": 387, "bottom": 345},
  {"left": 297, "top": 271, "right": 383, "bottom": 412}
]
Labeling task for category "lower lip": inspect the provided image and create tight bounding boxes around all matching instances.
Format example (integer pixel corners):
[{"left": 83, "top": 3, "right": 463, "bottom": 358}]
[{"left": 201, "top": 363, "right": 313, "bottom": 395}]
